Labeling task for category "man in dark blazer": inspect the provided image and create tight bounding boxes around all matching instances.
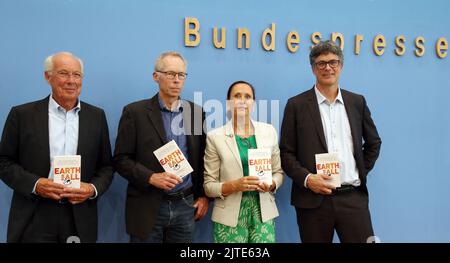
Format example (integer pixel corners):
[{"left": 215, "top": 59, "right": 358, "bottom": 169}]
[
  {"left": 0, "top": 52, "right": 114, "bottom": 243},
  {"left": 280, "top": 41, "right": 382, "bottom": 243},
  {"left": 114, "top": 51, "right": 208, "bottom": 243}
]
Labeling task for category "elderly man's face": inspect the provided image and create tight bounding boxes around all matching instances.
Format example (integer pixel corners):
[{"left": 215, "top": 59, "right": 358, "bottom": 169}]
[
  {"left": 153, "top": 56, "right": 186, "bottom": 101},
  {"left": 45, "top": 54, "right": 82, "bottom": 109}
]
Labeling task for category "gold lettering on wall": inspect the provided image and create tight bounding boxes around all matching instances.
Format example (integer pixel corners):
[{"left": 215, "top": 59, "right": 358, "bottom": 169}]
[
  {"left": 237, "top": 28, "right": 250, "bottom": 49},
  {"left": 213, "top": 27, "right": 226, "bottom": 49},
  {"left": 373, "top": 34, "right": 386, "bottom": 56},
  {"left": 311, "top": 32, "right": 322, "bottom": 49},
  {"left": 287, "top": 31, "right": 299, "bottom": 53},
  {"left": 415, "top": 36, "right": 425, "bottom": 57},
  {"left": 184, "top": 17, "right": 200, "bottom": 47},
  {"left": 354, "top": 34, "right": 364, "bottom": 55},
  {"left": 261, "top": 23, "right": 276, "bottom": 51},
  {"left": 331, "top": 32, "right": 344, "bottom": 50},
  {"left": 436, "top": 37, "right": 448, "bottom": 59},
  {"left": 395, "top": 35, "right": 406, "bottom": 56},
  {"left": 183, "top": 17, "right": 447, "bottom": 59}
]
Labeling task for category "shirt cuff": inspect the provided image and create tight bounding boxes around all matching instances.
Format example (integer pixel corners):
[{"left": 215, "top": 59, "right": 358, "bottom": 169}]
[
  {"left": 304, "top": 174, "right": 312, "bottom": 188},
  {"left": 89, "top": 183, "right": 98, "bottom": 199},
  {"left": 31, "top": 178, "right": 40, "bottom": 194}
]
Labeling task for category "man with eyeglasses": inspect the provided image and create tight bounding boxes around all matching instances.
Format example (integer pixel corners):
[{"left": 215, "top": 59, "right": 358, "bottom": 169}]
[
  {"left": 0, "top": 52, "right": 114, "bottom": 242},
  {"left": 280, "top": 41, "right": 382, "bottom": 243},
  {"left": 114, "top": 51, "right": 209, "bottom": 243}
]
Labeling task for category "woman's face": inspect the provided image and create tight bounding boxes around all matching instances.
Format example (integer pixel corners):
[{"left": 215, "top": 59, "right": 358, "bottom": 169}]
[{"left": 228, "top": 83, "right": 254, "bottom": 118}]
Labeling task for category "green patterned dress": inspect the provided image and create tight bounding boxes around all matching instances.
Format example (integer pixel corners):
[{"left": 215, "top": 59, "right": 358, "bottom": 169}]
[{"left": 214, "top": 135, "right": 276, "bottom": 243}]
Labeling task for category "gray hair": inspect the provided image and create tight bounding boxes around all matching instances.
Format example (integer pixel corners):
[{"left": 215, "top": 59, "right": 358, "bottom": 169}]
[
  {"left": 309, "top": 40, "right": 344, "bottom": 66},
  {"left": 44, "top": 52, "right": 84, "bottom": 73},
  {"left": 154, "top": 51, "right": 187, "bottom": 72}
]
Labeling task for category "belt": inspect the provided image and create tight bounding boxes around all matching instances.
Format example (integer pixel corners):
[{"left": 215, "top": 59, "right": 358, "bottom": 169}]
[
  {"left": 163, "top": 187, "right": 193, "bottom": 201},
  {"left": 58, "top": 198, "right": 69, "bottom": 204},
  {"left": 38, "top": 197, "right": 70, "bottom": 205},
  {"left": 332, "top": 185, "right": 359, "bottom": 195}
]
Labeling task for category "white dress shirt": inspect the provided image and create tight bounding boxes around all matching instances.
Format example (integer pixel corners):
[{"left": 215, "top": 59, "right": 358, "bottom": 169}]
[{"left": 304, "top": 86, "right": 360, "bottom": 187}]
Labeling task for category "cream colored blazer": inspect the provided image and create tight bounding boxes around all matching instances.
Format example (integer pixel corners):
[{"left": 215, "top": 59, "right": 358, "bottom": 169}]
[{"left": 203, "top": 120, "right": 284, "bottom": 227}]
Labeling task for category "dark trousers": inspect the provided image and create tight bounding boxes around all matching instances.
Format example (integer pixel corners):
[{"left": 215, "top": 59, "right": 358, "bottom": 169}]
[
  {"left": 295, "top": 189, "right": 374, "bottom": 243},
  {"left": 21, "top": 199, "right": 77, "bottom": 243}
]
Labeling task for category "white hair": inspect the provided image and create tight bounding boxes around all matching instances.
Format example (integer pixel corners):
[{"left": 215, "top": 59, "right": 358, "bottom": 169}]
[
  {"left": 154, "top": 51, "right": 187, "bottom": 72},
  {"left": 44, "top": 52, "right": 84, "bottom": 73}
]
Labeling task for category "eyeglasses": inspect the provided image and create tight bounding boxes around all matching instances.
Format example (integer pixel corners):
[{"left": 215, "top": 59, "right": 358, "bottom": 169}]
[
  {"left": 314, "top": 60, "right": 341, "bottom": 70},
  {"left": 157, "top": 71, "right": 188, "bottom": 80},
  {"left": 54, "top": 70, "right": 83, "bottom": 80}
]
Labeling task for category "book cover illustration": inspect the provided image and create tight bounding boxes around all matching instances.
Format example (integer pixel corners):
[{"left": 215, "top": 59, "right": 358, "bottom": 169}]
[
  {"left": 315, "top": 152, "right": 341, "bottom": 188},
  {"left": 153, "top": 140, "right": 193, "bottom": 178},
  {"left": 248, "top": 148, "right": 272, "bottom": 186},
  {"left": 53, "top": 155, "right": 81, "bottom": 189}
]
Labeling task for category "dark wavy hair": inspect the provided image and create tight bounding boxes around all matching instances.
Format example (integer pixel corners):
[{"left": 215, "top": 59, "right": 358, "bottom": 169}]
[
  {"left": 226, "top": 80, "right": 256, "bottom": 100},
  {"left": 309, "top": 40, "right": 344, "bottom": 66}
]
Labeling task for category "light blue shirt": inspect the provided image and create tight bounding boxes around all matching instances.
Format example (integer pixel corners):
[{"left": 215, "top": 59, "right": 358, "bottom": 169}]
[
  {"left": 32, "top": 95, "right": 97, "bottom": 197},
  {"left": 314, "top": 86, "right": 360, "bottom": 186},
  {"left": 48, "top": 95, "right": 80, "bottom": 179}
]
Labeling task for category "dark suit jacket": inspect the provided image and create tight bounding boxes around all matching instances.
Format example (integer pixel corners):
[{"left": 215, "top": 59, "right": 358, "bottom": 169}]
[
  {"left": 113, "top": 94, "right": 206, "bottom": 240},
  {"left": 280, "top": 87, "right": 381, "bottom": 209},
  {"left": 0, "top": 97, "right": 114, "bottom": 242}
]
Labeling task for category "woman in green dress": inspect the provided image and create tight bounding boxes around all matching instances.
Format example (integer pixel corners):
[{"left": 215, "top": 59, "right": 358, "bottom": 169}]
[{"left": 204, "top": 81, "right": 284, "bottom": 243}]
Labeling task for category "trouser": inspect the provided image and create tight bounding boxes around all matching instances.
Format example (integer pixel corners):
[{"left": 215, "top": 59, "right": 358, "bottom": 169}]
[
  {"left": 296, "top": 188, "right": 374, "bottom": 243},
  {"left": 21, "top": 198, "right": 77, "bottom": 243}
]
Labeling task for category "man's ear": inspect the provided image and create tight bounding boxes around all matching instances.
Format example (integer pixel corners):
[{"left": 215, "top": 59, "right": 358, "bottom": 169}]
[
  {"left": 44, "top": 71, "right": 51, "bottom": 84},
  {"left": 153, "top": 72, "right": 159, "bottom": 82}
]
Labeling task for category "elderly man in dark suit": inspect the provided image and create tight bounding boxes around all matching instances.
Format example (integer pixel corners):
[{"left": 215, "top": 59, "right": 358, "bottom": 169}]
[
  {"left": 0, "top": 52, "right": 114, "bottom": 243},
  {"left": 280, "top": 41, "right": 382, "bottom": 243},
  {"left": 114, "top": 51, "right": 208, "bottom": 243}
]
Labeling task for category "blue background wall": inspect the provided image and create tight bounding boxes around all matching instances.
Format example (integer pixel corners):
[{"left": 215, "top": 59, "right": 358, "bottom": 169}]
[{"left": 1, "top": 0, "right": 449, "bottom": 242}]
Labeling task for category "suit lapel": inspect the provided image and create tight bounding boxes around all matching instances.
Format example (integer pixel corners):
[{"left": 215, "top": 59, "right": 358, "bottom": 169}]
[
  {"left": 224, "top": 121, "right": 243, "bottom": 172},
  {"left": 35, "top": 97, "right": 50, "bottom": 171},
  {"left": 341, "top": 90, "right": 361, "bottom": 158},
  {"left": 77, "top": 102, "right": 88, "bottom": 157},
  {"left": 252, "top": 120, "right": 267, "bottom": 149},
  {"left": 306, "top": 88, "right": 328, "bottom": 150},
  {"left": 147, "top": 95, "right": 167, "bottom": 144}
]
